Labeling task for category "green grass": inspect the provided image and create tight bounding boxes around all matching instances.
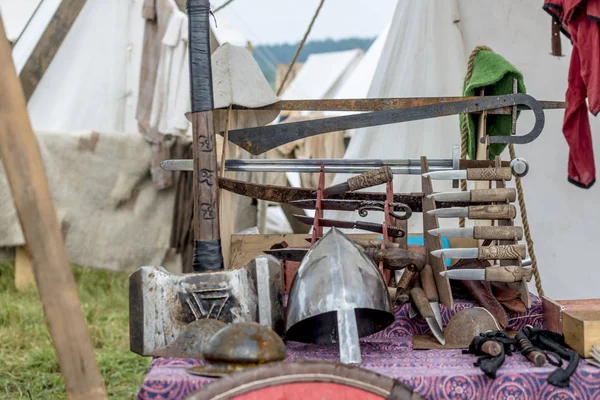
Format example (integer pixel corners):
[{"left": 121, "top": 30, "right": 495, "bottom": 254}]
[{"left": 0, "top": 261, "right": 151, "bottom": 399}]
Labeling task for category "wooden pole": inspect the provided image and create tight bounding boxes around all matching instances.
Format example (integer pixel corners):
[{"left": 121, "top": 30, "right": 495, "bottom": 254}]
[{"left": 0, "top": 19, "right": 107, "bottom": 400}]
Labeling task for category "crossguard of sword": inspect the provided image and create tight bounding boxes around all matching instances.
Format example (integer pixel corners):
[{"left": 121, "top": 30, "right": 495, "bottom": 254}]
[
  {"left": 357, "top": 201, "right": 412, "bottom": 220},
  {"left": 479, "top": 93, "right": 545, "bottom": 145}
]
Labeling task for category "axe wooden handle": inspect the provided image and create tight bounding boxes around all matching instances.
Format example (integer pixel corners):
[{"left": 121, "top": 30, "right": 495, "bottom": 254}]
[
  {"left": 347, "top": 166, "right": 393, "bottom": 191},
  {"left": 478, "top": 244, "right": 527, "bottom": 260},
  {"left": 470, "top": 188, "right": 516, "bottom": 203},
  {"left": 466, "top": 167, "right": 512, "bottom": 181},
  {"left": 0, "top": 19, "right": 107, "bottom": 400},
  {"left": 469, "top": 205, "right": 517, "bottom": 220},
  {"left": 188, "top": 0, "right": 223, "bottom": 271}
]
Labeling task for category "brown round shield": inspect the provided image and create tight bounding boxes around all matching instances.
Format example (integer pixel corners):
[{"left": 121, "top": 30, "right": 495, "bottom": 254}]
[{"left": 184, "top": 360, "right": 423, "bottom": 400}]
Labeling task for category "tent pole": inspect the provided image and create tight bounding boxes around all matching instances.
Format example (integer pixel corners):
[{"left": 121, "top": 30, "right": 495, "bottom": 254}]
[{"left": 0, "top": 18, "right": 108, "bottom": 400}]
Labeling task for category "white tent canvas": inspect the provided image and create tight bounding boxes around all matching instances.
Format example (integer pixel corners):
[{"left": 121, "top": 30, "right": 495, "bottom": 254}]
[
  {"left": 281, "top": 48, "right": 364, "bottom": 101},
  {"left": 326, "top": 0, "right": 600, "bottom": 300}
]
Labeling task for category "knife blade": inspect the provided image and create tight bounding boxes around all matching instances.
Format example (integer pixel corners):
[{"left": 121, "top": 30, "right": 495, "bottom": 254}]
[
  {"left": 410, "top": 287, "right": 445, "bottom": 345},
  {"left": 293, "top": 214, "right": 405, "bottom": 238},
  {"left": 423, "top": 167, "right": 514, "bottom": 181},
  {"left": 421, "top": 265, "right": 443, "bottom": 328},
  {"left": 440, "top": 266, "right": 533, "bottom": 282},
  {"left": 430, "top": 244, "right": 527, "bottom": 260},
  {"left": 428, "top": 226, "right": 523, "bottom": 241},
  {"left": 322, "top": 166, "right": 393, "bottom": 196},
  {"left": 427, "top": 205, "right": 517, "bottom": 220},
  {"left": 289, "top": 199, "right": 412, "bottom": 220},
  {"left": 427, "top": 188, "right": 516, "bottom": 203}
]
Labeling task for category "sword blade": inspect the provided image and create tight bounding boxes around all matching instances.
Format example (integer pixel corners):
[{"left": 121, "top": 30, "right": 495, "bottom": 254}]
[{"left": 224, "top": 94, "right": 544, "bottom": 155}]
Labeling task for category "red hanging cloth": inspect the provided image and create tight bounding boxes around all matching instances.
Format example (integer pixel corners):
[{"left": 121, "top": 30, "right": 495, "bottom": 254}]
[{"left": 544, "top": 0, "right": 600, "bottom": 188}]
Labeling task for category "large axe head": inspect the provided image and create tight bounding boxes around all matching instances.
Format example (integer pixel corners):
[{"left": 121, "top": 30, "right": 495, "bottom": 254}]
[{"left": 129, "top": 255, "right": 284, "bottom": 357}]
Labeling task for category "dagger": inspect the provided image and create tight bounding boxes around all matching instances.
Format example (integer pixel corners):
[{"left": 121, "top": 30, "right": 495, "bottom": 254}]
[
  {"left": 217, "top": 177, "right": 484, "bottom": 211},
  {"left": 440, "top": 266, "right": 533, "bottom": 283},
  {"left": 427, "top": 188, "right": 516, "bottom": 203},
  {"left": 428, "top": 226, "right": 524, "bottom": 241},
  {"left": 322, "top": 166, "right": 393, "bottom": 196},
  {"left": 428, "top": 205, "right": 517, "bottom": 220},
  {"left": 187, "top": 0, "right": 223, "bottom": 272},
  {"left": 265, "top": 247, "right": 424, "bottom": 271},
  {"left": 430, "top": 244, "right": 527, "bottom": 260},
  {"left": 222, "top": 94, "right": 545, "bottom": 155},
  {"left": 289, "top": 199, "right": 412, "bottom": 220},
  {"left": 293, "top": 214, "right": 406, "bottom": 238},
  {"left": 305, "top": 237, "right": 401, "bottom": 249},
  {"left": 423, "top": 167, "right": 515, "bottom": 181}
]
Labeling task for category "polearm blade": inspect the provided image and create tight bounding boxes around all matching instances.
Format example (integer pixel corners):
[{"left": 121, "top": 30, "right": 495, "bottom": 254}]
[
  {"left": 228, "top": 97, "right": 566, "bottom": 114},
  {"left": 187, "top": 0, "right": 223, "bottom": 272},
  {"left": 223, "top": 93, "right": 545, "bottom": 155}
]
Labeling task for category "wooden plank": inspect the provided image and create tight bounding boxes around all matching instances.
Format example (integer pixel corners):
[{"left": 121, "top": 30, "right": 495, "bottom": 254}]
[
  {"left": 15, "top": 246, "right": 36, "bottom": 290},
  {"left": 563, "top": 310, "right": 600, "bottom": 358},
  {"left": 421, "top": 157, "right": 453, "bottom": 308},
  {"left": 0, "top": 19, "right": 107, "bottom": 400},
  {"left": 19, "top": 0, "right": 87, "bottom": 102},
  {"left": 542, "top": 296, "right": 600, "bottom": 334}
]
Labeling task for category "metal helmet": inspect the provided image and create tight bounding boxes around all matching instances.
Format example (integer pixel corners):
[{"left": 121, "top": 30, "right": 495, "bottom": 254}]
[{"left": 285, "top": 227, "right": 394, "bottom": 364}]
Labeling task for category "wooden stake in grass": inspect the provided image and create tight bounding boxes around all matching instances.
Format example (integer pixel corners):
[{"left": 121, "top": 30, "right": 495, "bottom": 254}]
[{"left": 0, "top": 19, "right": 108, "bottom": 400}]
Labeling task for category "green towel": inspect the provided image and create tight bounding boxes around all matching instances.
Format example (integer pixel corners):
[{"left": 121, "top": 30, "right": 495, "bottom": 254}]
[{"left": 459, "top": 50, "right": 526, "bottom": 160}]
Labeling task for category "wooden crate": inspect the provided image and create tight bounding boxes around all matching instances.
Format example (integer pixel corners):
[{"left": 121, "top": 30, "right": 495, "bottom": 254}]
[{"left": 562, "top": 310, "right": 600, "bottom": 358}]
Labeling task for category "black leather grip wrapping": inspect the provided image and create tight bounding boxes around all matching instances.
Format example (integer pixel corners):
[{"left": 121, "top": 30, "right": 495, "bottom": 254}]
[
  {"left": 187, "top": 0, "right": 213, "bottom": 112},
  {"left": 192, "top": 240, "right": 224, "bottom": 272}
]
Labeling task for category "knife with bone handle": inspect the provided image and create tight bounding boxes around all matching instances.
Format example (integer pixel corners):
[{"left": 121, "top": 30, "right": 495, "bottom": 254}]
[
  {"left": 423, "top": 167, "right": 516, "bottom": 181},
  {"left": 440, "top": 266, "right": 533, "bottom": 283},
  {"left": 428, "top": 226, "right": 523, "bottom": 241},
  {"left": 289, "top": 199, "right": 412, "bottom": 220},
  {"left": 410, "top": 287, "right": 445, "bottom": 345},
  {"left": 430, "top": 244, "right": 527, "bottom": 261},
  {"left": 293, "top": 214, "right": 405, "bottom": 238},
  {"left": 428, "top": 205, "right": 517, "bottom": 220},
  {"left": 428, "top": 188, "right": 516, "bottom": 203},
  {"left": 321, "top": 166, "right": 393, "bottom": 196}
]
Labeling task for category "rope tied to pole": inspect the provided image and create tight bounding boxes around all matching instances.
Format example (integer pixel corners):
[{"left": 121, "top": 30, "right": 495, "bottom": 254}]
[
  {"left": 276, "top": 0, "right": 326, "bottom": 96},
  {"left": 459, "top": 45, "right": 544, "bottom": 297}
]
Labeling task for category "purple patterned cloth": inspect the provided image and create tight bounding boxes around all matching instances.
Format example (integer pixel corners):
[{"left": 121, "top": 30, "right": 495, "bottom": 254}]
[{"left": 137, "top": 296, "right": 600, "bottom": 399}]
